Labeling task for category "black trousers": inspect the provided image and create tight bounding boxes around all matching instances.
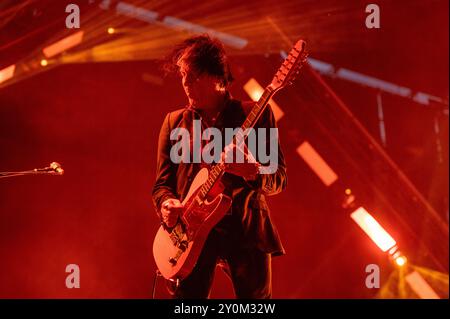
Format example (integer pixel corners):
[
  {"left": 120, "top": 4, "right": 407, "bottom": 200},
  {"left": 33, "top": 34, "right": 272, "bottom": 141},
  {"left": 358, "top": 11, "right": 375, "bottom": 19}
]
[{"left": 167, "top": 228, "right": 272, "bottom": 299}]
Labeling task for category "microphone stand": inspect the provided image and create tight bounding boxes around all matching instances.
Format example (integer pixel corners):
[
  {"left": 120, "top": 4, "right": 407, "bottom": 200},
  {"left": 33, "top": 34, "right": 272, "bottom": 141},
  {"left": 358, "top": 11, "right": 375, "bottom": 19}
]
[{"left": 0, "top": 164, "right": 64, "bottom": 179}]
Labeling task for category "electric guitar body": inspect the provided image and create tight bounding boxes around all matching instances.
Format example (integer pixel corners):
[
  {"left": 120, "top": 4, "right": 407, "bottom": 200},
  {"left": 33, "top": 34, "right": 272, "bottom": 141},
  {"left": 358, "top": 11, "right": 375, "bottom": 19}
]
[{"left": 153, "top": 167, "right": 232, "bottom": 280}]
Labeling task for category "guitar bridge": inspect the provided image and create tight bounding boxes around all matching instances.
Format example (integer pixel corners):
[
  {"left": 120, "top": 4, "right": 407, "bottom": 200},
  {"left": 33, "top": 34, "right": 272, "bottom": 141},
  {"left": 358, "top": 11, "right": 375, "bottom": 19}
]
[{"left": 168, "top": 247, "right": 185, "bottom": 266}]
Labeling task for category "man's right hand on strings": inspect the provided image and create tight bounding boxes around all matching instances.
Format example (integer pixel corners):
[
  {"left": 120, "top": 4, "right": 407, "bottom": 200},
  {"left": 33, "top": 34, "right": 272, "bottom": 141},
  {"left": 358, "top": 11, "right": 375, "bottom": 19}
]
[{"left": 161, "top": 198, "right": 183, "bottom": 228}]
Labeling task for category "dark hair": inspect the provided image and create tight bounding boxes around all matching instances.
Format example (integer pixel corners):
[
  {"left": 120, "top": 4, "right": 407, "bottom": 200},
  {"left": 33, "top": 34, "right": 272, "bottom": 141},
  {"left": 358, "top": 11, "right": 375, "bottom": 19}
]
[{"left": 163, "top": 34, "right": 234, "bottom": 87}]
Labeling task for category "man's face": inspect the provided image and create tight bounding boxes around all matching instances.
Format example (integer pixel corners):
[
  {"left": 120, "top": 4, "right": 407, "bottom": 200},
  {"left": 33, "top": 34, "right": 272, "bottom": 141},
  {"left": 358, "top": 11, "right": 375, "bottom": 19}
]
[{"left": 178, "top": 57, "right": 220, "bottom": 109}]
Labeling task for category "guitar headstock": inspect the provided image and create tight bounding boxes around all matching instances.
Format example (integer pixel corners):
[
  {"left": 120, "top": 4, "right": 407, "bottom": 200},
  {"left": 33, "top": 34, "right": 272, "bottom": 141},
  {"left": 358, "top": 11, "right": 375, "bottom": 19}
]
[{"left": 270, "top": 40, "right": 308, "bottom": 91}]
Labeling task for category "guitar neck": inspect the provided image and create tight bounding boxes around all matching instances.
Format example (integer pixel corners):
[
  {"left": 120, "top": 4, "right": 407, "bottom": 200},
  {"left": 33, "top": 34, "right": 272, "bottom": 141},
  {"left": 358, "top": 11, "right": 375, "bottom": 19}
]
[
  {"left": 197, "top": 86, "right": 275, "bottom": 200},
  {"left": 194, "top": 38, "right": 307, "bottom": 203},
  {"left": 241, "top": 87, "right": 274, "bottom": 132}
]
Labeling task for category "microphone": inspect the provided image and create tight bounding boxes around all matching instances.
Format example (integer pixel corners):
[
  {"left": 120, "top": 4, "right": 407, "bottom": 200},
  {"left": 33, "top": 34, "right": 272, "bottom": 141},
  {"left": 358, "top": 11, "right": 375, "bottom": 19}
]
[{"left": 50, "top": 162, "right": 64, "bottom": 175}]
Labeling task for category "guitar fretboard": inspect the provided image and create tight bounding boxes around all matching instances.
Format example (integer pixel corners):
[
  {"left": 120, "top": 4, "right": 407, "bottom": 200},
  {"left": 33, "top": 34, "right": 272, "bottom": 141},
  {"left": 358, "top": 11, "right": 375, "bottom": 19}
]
[{"left": 197, "top": 87, "right": 274, "bottom": 200}]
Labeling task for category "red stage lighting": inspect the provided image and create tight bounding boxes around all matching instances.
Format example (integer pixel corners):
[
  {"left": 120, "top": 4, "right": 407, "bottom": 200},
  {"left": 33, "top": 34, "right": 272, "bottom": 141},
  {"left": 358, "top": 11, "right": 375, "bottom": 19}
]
[
  {"left": 350, "top": 207, "right": 396, "bottom": 252},
  {"left": 43, "top": 31, "right": 84, "bottom": 58}
]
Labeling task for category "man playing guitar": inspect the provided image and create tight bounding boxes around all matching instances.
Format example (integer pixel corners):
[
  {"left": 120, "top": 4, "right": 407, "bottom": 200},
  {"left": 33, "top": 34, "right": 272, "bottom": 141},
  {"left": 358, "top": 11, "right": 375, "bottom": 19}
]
[{"left": 152, "top": 34, "right": 288, "bottom": 298}]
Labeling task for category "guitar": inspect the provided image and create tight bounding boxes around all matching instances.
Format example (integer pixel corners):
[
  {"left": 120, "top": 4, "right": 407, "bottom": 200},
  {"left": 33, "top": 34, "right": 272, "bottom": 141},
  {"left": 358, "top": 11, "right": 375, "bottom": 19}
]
[{"left": 153, "top": 39, "right": 308, "bottom": 281}]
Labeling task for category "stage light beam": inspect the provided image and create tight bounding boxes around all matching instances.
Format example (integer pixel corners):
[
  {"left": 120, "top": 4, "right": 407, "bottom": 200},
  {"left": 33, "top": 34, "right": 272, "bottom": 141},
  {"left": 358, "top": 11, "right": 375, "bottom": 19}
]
[
  {"left": 0, "top": 64, "right": 15, "bottom": 84},
  {"left": 296, "top": 141, "right": 338, "bottom": 186},
  {"left": 350, "top": 207, "right": 397, "bottom": 252},
  {"left": 405, "top": 271, "right": 440, "bottom": 299},
  {"left": 43, "top": 31, "right": 84, "bottom": 58}
]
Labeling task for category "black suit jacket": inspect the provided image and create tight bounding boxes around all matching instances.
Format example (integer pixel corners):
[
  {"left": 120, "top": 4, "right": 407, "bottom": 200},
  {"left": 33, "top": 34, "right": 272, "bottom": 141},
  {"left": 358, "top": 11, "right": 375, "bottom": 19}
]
[{"left": 152, "top": 95, "right": 287, "bottom": 256}]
